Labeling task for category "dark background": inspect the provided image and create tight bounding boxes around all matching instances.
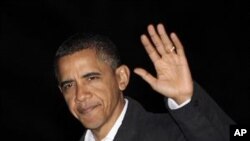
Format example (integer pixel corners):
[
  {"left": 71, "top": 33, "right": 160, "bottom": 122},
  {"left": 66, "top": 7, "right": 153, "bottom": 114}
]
[{"left": 1, "top": 0, "right": 249, "bottom": 141}]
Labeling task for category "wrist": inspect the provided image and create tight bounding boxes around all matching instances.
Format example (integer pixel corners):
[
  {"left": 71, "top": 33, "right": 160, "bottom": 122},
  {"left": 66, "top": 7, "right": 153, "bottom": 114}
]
[{"left": 172, "top": 93, "right": 192, "bottom": 105}]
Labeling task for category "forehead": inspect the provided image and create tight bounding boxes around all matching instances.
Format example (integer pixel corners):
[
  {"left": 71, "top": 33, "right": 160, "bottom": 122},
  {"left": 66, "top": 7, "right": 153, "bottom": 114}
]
[
  {"left": 57, "top": 49, "right": 112, "bottom": 78},
  {"left": 58, "top": 48, "right": 107, "bottom": 69},
  {"left": 59, "top": 49, "right": 97, "bottom": 63}
]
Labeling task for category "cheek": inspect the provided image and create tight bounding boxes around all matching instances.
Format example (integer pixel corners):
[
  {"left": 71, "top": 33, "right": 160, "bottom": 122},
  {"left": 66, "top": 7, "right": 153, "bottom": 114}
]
[
  {"left": 68, "top": 101, "right": 80, "bottom": 119},
  {"left": 101, "top": 81, "right": 120, "bottom": 108},
  {"left": 90, "top": 82, "right": 117, "bottom": 109},
  {"left": 63, "top": 93, "right": 74, "bottom": 105},
  {"left": 63, "top": 95, "right": 77, "bottom": 114}
]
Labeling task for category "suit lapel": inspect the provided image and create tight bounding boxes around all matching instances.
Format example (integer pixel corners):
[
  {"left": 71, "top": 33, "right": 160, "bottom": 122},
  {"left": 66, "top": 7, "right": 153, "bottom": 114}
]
[{"left": 114, "top": 97, "right": 146, "bottom": 141}]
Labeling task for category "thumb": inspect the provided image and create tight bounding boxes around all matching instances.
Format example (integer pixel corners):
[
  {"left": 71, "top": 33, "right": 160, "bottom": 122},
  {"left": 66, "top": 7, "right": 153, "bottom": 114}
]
[{"left": 134, "top": 68, "right": 156, "bottom": 87}]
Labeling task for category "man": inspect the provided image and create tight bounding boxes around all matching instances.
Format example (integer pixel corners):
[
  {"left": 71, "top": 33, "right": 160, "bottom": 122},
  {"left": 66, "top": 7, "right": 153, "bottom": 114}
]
[{"left": 54, "top": 23, "right": 234, "bottom": 141}]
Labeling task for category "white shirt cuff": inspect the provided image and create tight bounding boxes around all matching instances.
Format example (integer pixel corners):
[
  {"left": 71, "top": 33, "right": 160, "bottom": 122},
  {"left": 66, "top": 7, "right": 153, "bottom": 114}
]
[{"left": 168, "top": 98, "right": 191, "bottom": 110}]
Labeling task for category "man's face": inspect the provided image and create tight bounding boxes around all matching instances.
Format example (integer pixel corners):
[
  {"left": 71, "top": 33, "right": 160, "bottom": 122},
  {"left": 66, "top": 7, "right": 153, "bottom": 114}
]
[{"left": 57, "top": 49, "right": 126, "bottom": 131}]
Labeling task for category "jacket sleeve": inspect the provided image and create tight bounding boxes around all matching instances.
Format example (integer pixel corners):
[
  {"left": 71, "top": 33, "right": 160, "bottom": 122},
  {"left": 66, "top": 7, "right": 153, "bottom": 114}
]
[{"left": 166, "top": 81, "right": 235, "bottom": 141}]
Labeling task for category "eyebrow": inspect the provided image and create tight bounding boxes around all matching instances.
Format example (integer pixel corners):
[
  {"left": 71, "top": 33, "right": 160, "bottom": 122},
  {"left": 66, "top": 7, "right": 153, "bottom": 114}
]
[
  {"left": 81, "top": 72, "right": 101, "bottom": 78},
  {"left": 59, "top": 72, "right": 101, "bottom": 87}
]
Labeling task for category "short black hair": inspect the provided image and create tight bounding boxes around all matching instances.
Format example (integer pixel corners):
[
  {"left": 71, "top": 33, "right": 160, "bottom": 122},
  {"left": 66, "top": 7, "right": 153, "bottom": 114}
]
[{"left": 54, "top": 33, "right": 121, "bottom": 80}]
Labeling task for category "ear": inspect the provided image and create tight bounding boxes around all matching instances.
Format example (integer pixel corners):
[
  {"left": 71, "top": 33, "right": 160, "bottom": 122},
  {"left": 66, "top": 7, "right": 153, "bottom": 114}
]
[{"left": 115, "top": 65, "right": 130, "bottom": 91}]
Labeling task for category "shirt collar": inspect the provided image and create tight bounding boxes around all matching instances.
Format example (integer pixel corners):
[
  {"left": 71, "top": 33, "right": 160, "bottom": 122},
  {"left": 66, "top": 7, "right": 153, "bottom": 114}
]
[{"left": 84, "top": 98, "right": 128, "bottom": 141}]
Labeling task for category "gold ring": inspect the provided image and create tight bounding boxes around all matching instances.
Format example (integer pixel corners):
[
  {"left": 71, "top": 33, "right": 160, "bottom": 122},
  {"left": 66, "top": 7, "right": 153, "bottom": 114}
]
[{"left": 170, "top": 46, "right": 175, "bottom": 52}]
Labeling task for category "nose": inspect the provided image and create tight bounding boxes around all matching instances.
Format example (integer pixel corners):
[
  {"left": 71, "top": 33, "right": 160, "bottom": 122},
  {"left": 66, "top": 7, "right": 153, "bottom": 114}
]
[{"left": 75, "top": 84, "right": 92, "bottom": 102}]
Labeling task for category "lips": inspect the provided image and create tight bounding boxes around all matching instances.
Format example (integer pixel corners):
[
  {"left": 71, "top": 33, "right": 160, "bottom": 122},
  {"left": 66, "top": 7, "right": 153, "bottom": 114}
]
[{"left": 77, "top": 103, "right": 100, "bottom": 115}]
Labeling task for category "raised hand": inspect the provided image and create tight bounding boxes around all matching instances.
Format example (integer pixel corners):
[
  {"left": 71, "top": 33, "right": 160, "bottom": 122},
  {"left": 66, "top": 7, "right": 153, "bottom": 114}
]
[{"left": 134, "top": 23, "right": 193, "bottom": 104}]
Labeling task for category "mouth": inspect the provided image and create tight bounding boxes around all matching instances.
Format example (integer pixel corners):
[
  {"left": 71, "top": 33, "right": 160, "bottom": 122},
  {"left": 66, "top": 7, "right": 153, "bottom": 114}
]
[{"left": 77, "top": 104, "right": 100, "bottom": 115}]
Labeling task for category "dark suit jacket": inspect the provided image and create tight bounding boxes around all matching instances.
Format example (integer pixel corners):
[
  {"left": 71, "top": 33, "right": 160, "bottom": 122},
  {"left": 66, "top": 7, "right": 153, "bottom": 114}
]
[{"left": 80, "top": 82, "right": 234, "bottom": 141}]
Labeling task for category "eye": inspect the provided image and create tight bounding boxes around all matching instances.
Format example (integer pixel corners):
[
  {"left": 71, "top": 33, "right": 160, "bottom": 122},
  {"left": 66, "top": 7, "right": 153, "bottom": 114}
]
[
  {"left": 62, "top": 83, "right": 73, "bottom": 91},
  {"left": 87, "top": 75, "right": 99, "bottom": 81}
]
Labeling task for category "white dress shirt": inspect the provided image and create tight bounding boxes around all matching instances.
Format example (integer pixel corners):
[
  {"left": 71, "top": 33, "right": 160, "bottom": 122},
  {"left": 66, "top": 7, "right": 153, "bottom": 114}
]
[
  {"left": 84, "top": 99, "right": 129, "bottom": 141},
  {"left": 84, "top": 98, "right": 191, "bottom": 141}
]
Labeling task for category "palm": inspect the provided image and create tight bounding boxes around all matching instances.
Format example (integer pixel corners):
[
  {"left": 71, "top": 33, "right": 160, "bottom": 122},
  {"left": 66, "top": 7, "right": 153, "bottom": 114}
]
[{"left": 134, "top": 24, "right": 193, "bottom": 104}]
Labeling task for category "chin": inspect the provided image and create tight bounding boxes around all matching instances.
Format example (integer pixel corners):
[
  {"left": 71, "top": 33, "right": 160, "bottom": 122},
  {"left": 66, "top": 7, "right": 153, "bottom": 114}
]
[{"left": 80, "top": 117, "right": 105, "bottom": 130}]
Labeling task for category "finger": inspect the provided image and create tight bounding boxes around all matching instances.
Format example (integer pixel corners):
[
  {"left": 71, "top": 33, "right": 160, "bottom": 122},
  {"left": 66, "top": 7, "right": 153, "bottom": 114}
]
[
  {"left": 141, "top": 34, "right": 160, "bottom": 62},
  {"left": 134, "top": 68, "right": 156, "bottom": 87},
  {"left": 170, "top": 33, "right": 186, "bottom": 57},
  {"left": 157, "top": 23, "right": 174, "bottom": 52},
  {"left": 147, "top": 24, "right": 166, "bottom": 55}
]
